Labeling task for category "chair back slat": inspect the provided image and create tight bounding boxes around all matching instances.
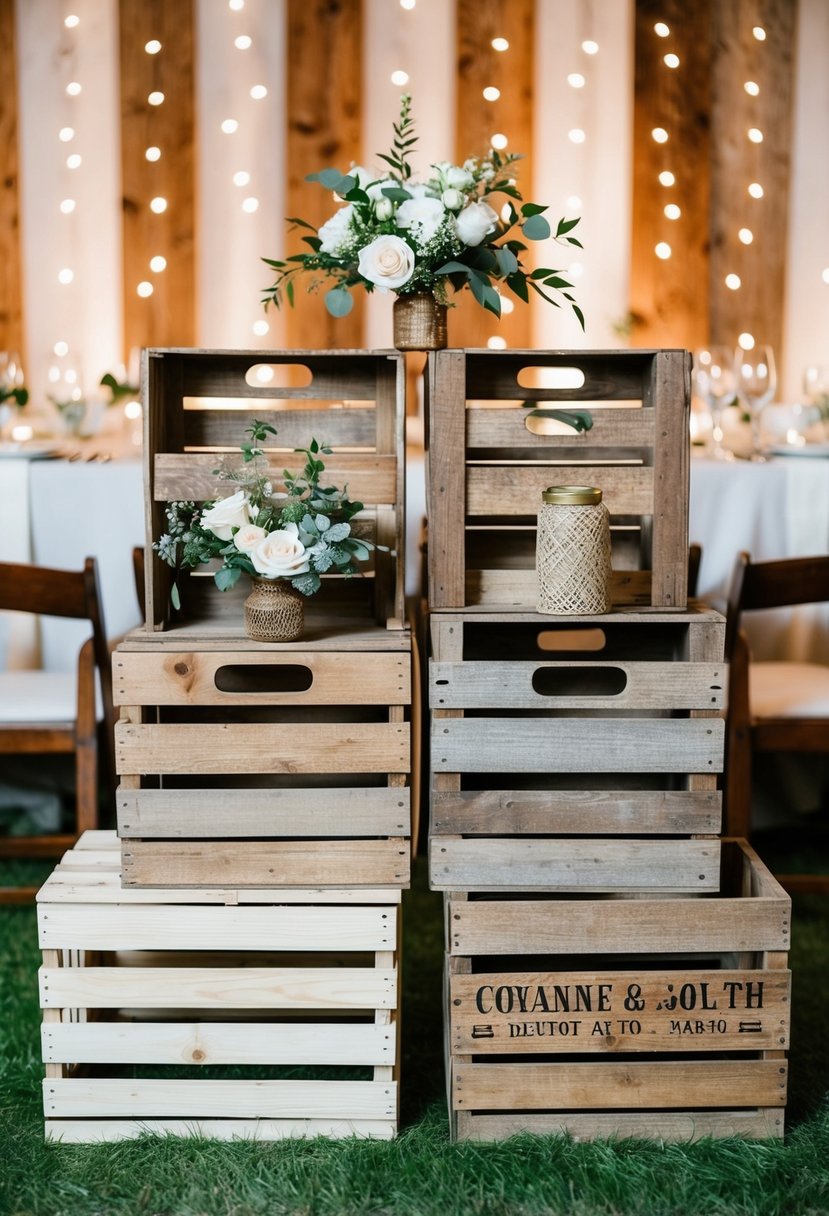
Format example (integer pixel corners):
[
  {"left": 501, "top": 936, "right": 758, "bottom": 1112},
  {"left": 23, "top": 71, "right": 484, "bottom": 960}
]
[
  {"left": 741, "top": 556, "right": 829, "bottom": 613},
  {"left": 0, "top": 561, "right": 90, "bottom": 619}
]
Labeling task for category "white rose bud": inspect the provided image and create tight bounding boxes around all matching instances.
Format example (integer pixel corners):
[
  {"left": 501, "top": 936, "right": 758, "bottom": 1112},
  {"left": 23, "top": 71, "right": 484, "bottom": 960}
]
[
  {"left": 200, "top": 490, "right": 251, "bottom": 542},
  {"left": 445, "top": 165, "right": 474, "bottom": 190},
  {"left": 456, "top": 201, "right": 499, "bottom": 247},
  {"left": 374, "top": 197, "right": 394, "bottom": 222},
  {"left": 441, "top": 188, "right": 464, "bottom": 211},
  {"left": 250, "top": 523, "right": 311, "bottom": 579},
  {"left": 357, "top": 235, "right": 415, "bottom": 291},
  {"left": 233, "top": 524, "right": 268, "bottom": 554}
]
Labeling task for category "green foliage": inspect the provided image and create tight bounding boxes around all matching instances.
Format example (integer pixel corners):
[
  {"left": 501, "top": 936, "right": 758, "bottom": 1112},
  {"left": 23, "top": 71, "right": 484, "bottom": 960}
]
[
  {"left": 99, "top": 372, "right": 139, "bottom": 406},
  {"left": 0, "top": 384, "right": 29, "bottom": 408}
]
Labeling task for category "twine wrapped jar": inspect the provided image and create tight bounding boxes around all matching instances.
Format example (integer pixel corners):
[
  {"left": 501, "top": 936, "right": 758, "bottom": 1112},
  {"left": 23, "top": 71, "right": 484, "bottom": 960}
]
[
  {"left": 536, "top": 485, "right": 612, "bottom": 615},
  {"left": 244, "top": 577, "right": 304, "bottom": 641},
  {"left": 392, "top": 292, "right": 448, "bottom": 351}
]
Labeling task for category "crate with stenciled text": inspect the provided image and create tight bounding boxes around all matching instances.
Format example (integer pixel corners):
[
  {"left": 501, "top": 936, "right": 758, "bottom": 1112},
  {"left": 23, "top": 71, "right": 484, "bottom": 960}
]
[
  {"left": 37, "top": 833, "right": 400, "bottom": 1142},
  {"left": 425, "top": 348, "right": 691, "bottom": 612}
]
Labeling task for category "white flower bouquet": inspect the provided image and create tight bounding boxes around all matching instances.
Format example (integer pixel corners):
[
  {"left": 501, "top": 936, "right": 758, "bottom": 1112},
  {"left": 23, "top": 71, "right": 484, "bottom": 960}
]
[
  {"left": 261, "top": 95, "right": 583, "bottom": 327},
  {"left": 155, "top": 420, "right": 379, "bottom": 609}
]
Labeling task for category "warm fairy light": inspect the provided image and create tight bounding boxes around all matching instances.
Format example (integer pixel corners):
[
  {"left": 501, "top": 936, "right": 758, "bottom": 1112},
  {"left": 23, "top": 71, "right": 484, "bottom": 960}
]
[
  {"left": 658, "top": 171, "right": 675, "bottom": 187},
  {"left": 145, "top": 146, "right": 161, "bottom": 161},
  {"left": 149, "top": 255, "right": 167, "bottom": 272},
  {"left": 738, "top": 332, "right": 755, "bottom": 350},
  {"left": 725, "top": 274, "right": 742, "bottom": 290},
  {"left": 250, "top": 84, "right": 268, "bottom": 100},
  {"left": 235, "top": 35, "right": 252, "bottom": 49},
  {"left": 148, "top": 91, "right": 165, "bottom": 106},
  {"left": 150, "top": 196, "right": 168, "bottom": 213},
  {"left": 64, "top": 14, "right": 79, "bottom": 27},
  {"left": 739, "top": 228, "right": 754, "bottom": 245},
  {"left": 582, "top": 40, "right": 599, "bottom": 54},
  {"left": 58, "top": 268, "right": 74, "bottom": 284},
  {"left": 491, "top": 38, "right": 509, "bottom": 51},
  {"left": 654, "top": 22, "right": 670, "bottom": 37},
  {"left": 483, "top": 86, "right": 500, "bottom": 101},
  {"left": 568, "top": 129, "right": 586, "bottom": 144},
  {"left": 391, "top": 70, "right": 409, "bottom": 86},
  {"left": 233, "top": 170, "right": 250, "bottom": 186},
  {"left": 488, "top": 336, "right": 507, "bottom": 349},
  {"left": 568, "top": 261, "right": 584, "bottom": 279},
  {"left": 748, "top": 182, "right": 764, "bottom": 198},
  {"left": 60, "top": 199, "right": 75, "bottom": 214},
  {"left": 491, "top": 133, "right": 508, "bottom": 149},
  {"left": 500, "top": 296, "right": 514, "bottom": 314},
  {"left": 655, "top": 242, "right": 671, "bottom": 259},
  {"left": 744, "top": 81, "right": 760, "bottom": 96},
  {"left": 664, "top": 203, "right": 681, "bottom": 220},
  {"left": 753, "top": 26, "right": 766, "bottom": 40},
  {"left": 66, "top": 81, "right": 82, "bottom": 96},
  {"left": 229, "top": 0, "right": 244, "bottom": 9},
  {"left": 124, "top": 400, "right": 142, "bottom": 420},
  {"left": 567, "top": 73, "right": 586, "bottom": 88},
  {"left": 822, "top": 268, "right": 829, "bottom": 284},
  {"left": 664, "top": 53, "right": 679, "bottom": 68},
  {"left": 748, "top": 128, "right": 764, "bottom": 143},
  {"left": 400, "top": 0, "right": 416, "bottom": 9},
  {"left": 59, "top": 127, "right": 75, "bottom": 142},
  {"left": 221, "top": 119, "right": 239, "bottom": 134},
  {"left": 567, "top": 194, "right": 582, "bottom": 210},
  {"left": 652, "top": 127, "right": 669, "bottom": 143},
  {"left": 242, "top": 196, "right": 259, "bottom": 212},
  {"left": 54, "top": 341, "right": 69, "bottom": 357},
  {"left": 137, "top": 281, "right": 154, "bottom": 297},
  {"left": 11, "top": 424, "right": 33, "bottom": 442},
  {"left": 252, "top": 319, "right": 270, "bottom": 336},
  {"left": 48, "top": 366, "right": 60, "bottom": 382},
  {"left": 145, "top": 39, "right": 161, "bottom": 54},
  {"left": 66, "top": 153, "right": 82, "bottom": 169}
]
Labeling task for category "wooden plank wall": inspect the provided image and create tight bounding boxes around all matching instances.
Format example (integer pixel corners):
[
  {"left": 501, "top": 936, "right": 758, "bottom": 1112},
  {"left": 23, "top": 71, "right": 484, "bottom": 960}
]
[
  {"left": 119, "top": 0, "right": 196, "bottom": 356},
  {"left": 0, "top": 0, "right": 23, "bottom": 356},
  {"left": 452, "top": 0, "right": 534, "bottom": 351}
]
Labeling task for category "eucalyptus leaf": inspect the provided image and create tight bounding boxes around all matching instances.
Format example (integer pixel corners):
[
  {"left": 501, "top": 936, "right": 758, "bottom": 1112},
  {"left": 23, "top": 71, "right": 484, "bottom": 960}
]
[
  {"left": 325, "top": 522, "right": 351, "bottom": 542},
  {"left": 325, "top": 287, "right": 354, "bottom": 317},
  {"left": 214, "top": 566, "right": 241, "bottom": 591},
  {"left": 522, "top": 214, "right": 551, "bottom": 241}
]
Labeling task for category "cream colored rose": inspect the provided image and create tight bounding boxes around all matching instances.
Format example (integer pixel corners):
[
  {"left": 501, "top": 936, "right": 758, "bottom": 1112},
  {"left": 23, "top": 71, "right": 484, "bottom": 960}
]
[
  {"left": 396, "top": 197, "right": 446, "bottom": 245},
  {"left": 357, "top": 235, "right": 415, "bottom": 291},
  {"left": 233, "top": 523, "right": 268, "bottom": 553},
  {"left": 456, "top": 201, "right": 499, "bottom": 247},
  {"left": 250, "top": 523, "right": 311, "bottom": 578},
  {"left": 200, "top": 490, "right": 251, "bottom": 541}
]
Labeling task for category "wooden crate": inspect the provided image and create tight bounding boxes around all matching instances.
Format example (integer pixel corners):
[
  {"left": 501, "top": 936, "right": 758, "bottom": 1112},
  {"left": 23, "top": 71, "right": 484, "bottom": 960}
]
[
  {"left": 446, "top": 839, "right": 790, "bottom": 1142},
  {"left": 425, "top": 348, "right": 691, "bottom": 611},
  {"left": 114, "top": 631, "right": 413, "bottom": 888},
  {"left": 142, "top": 348, "right": 406, "bottom": 633},
  {"left": 37, "top": 833, "right": 400, "bottom": 1142},
  {"left": 430, "top": 607, "right": 725, "bottom": 893}
]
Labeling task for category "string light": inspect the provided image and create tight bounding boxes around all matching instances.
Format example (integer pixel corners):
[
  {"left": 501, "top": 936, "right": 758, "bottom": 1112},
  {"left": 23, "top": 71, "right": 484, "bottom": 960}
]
[
  {"left": 66, "top": 153, "right": 81, "bottom": 169},
  {"left": 64, "top": 14, "right": 79, "bottom": 27},
  {"left": 235, "top": 35, "right": 252, "bottom": 49},
  {"left": 150, "top": 196, "right": 168, "bottom": 213},
  {"left": 567, "top": 195, "right": 582, "bottom": 210},
  {"left": 581, "top": 40, "right": 599, "bottom": 54},
  {"left": 66, "top": 81, "right": 81, "bottom": 95},
  {"left": 148, "top": 90, "right": 165, "bottom": 106},
  {"left": 58, "top": 268, "right": 74, "bottom": 284},
  {"left": 822, "top": 268, "right": 829, "bottom": 284},
  {"left": 491, "top": 37, "right": 509, "bottom": 51},
  {"left": 149, "top": 255, "right": 167, "bottom": 272},
  {"left": 145, "top": 146, "right": 161, "bottom": 161},
  {"left": 145, "top": 40, "right": 161, "bottom": 54},
  {"left": 752, "top": 26, "right": 766, "bottom": 40},
  {"left": 738, "top": 332, "right": 755, "bottom": 349},
  {"left": 59, "top": 199, "right": 75, "bottom": 214},
  {"left": 391, "top": 70, "right": 409, "bottom": 86},
  {"left": 233, "top": 170, "right": 250, "bottom": 186},
  {"left": 725, "top": 274, "right": 742, "bottom": 290},
  {"left": 664, "top": 53, "right": 679, "bottom": 68},
  {"left": 655, "top": 242, "right": 671, "bottom": 260},
  {"left": 59, "top": 127, "right": 75, "bottom": 142},
  {"left": 136, "top": 281, "right": 154, "bottom": 297},
  {"left": 654, "top": 22, "right": 670, "bottom": 37},
  {"left": 400, "top": 0, "right": 416, "bottom": 8},
  {"left": 252, "top": 319, "right": 269, "bottom": 336},
  {"left": 482, "top": 86, "right": 500, "bottom": 101},
  {"left": 250, "top": 84, "right": 267, "bottom": 99},
  {"left": 747, "top": 127, "right": 764, "bottom": 143},
  {"left": 491, "top": 133, "right": 508, "bottom": 149},
  {"left": 567, "top": 73, "right": 585, "bottom": 88},
  {"left": 229, "top": 0, "right": 244, "bottom": 9},
  {"left": 664, "top": 203, "right": 681, "bottom": 220},
  {"left": 651, "top": 127, "right": 668, "bottom": 143},
  {"left": 658, "top": 171, "right": 675, "bottom": 187},
  {"left": 568, "top": 129, "right": 586, "bottom": 144},
  {"left": 748, "top": 182, "right": 764, "bottom": 198},
  {"left": 738, "top": 228, "right": 754, "bottom": 244},
  {"left": 242, "top": 196, "right": 259, "bottom": 212},
  {"left": 744, "top": 80, "right": 760, "bottom": 96},
  {"left": 221, "top": 118, "right": 239, "bottom": 134},
  {"left": 54, "top": 341, "right": 69, "bottom": 357},
  {"left": 487, "top": 336, "right": 507, "bottom": 349}
]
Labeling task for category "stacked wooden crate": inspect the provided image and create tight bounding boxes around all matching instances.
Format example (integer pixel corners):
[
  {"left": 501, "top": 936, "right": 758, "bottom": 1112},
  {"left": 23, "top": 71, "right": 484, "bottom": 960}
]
[
  {"left": 36, "top": 349, "right": 413, "bottom": 1140},
  {"left": 425, "top": 348, "right": 791, "bottom": 1141}
]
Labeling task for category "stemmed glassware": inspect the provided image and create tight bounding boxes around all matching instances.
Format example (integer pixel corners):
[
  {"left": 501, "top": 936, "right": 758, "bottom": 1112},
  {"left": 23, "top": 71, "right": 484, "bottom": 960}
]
[
  {"left": 736, "top": 345, "right": 777, "bottom": 461},
  {"left": 693, "top": 347, "right": 737, "bottom": 461},
  {"left": 0, "top": 351, "right": 27, "bottom": 440}
]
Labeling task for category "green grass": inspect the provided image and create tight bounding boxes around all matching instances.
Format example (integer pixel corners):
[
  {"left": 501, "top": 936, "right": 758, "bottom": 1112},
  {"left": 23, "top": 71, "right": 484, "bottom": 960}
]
[{"left": 2, "top": 857, "right": 829, "bottom": 1216}]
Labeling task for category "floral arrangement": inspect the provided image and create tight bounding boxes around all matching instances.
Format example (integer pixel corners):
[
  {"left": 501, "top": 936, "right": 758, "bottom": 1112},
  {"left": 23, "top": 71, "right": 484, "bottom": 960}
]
[
  {"left": 155, "top": 420, "right": 379, "bottom": 609},
  {"left": 261, "top": 95, "right": 583, "bottom": 328}
]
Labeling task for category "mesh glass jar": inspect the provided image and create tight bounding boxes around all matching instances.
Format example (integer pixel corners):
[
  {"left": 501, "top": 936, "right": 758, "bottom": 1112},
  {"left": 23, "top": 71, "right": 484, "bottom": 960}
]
[{"left": 536, "top": 485, "right": 612, "bottom": 614}]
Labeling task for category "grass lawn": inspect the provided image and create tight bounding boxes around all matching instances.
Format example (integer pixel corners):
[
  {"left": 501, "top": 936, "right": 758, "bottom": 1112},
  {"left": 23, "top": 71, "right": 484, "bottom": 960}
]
[{"left": 2, "top": 853, "right": 828, "bottom": 1216}]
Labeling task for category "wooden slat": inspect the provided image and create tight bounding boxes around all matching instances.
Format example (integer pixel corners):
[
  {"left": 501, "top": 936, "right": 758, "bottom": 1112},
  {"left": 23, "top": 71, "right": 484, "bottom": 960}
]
[
  {"left": 38, "top": 903, "right": 397, "bottom": 951},
  {"left": 114, "top": 650, "right": 409, "bottom": 707},
  {"left": 464, "top": 567, "right": 655, "bottom": 607},
  {"left": 462, "top": 351, "right": 656, "bottom": 401},
  {"left": 45, "top": 1117, "right": 395, "bottom": 1142},
  {"left": 648, "top": 349, "right": 690, "bottom": 608},
  {"left": 117, "top": 787, "right": 410, "bottom": 839},
  {"left": 0, "top": 0, "right": 23, "bottom": 354},
  {"left": 453, "top": 1060, "right": 787, "bottom": 1110},
  {"left": 115, "top": 722, "right": 410, "bottom": 775},
  {"left": 455, "top": 1109, "right": 784, "bottom": 1142},
  {"left": 466, "top": 466, "right": 654, "bottom": 517},
  {"left": 432, "top": 717, "right": 724, "bottom": 773},
  {"left": 427, "top": 351, "right": 468, "bottom": 608},
  {"left": 630, "top": 0, "right": 712, "bottom": 348},
  {"left": 44, "top": 1078, "right": 396, "bottom": 1119},
  {"left": 42, "top": 1021, "right": 394, "bottom": 1066},
  {"left": 181, "top": 407, "right": 381, "bottom": 451},
  {"left": 285, "top": 0, "right": 363, "bottom": 349},
  {"left": 39, "top": 966, "right": 396, "bottom": 1010},
  {"left": 452, "top": 0, "right": 534, "bottom": 349},
  {"left": 121, "top": 840, "right": 410, "bottom": 889},
  {"left": 152, "top": 453, "right": 398, "bottom": 505},
  {"left": 451, "top": 969, "right": 790, "bottom": 1053},
  {"left": 119, "top": 0, "right": 195, "bottom": 351},
  {"left": 430, "top": 838, "right": 720, "bottom": 893},
  {"left": 432, "top": 789, "right": 721, "bottom": 836},
  {"left": 430, "top": 661, "right": 724, "bottom": 710}
]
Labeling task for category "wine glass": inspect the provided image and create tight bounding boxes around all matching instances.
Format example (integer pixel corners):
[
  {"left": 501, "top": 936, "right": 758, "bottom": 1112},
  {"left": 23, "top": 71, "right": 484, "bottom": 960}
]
[
  {"left": 803, "top": 364, "right": 829, "bottom": 440},
  {"left": 693, "top": 347, "right": 737, "bottom": 460},
  {"left": 0, "top": 351, "right": 26, "bottom": 440},
  {"left": 736, "top": 345, "right": 777, "bottom": 461}
]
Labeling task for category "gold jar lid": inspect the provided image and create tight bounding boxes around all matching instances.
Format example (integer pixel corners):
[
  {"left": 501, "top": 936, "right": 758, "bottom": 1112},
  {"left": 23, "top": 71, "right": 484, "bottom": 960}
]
[{"left": 542, "top": 485, "right": 602, "bottom": 505}]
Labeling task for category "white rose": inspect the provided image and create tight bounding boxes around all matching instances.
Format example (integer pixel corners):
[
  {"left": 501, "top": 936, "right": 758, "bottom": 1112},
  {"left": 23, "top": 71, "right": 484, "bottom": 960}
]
[
  {"left": 374, "top": 197, "right": 394, "bottom": 222},
  {"left": 445, "top": 165, "right": 474, "bottom": 190},
  {"left": 233, "top": 523, "right": 268, "bottom": 553},
  {"left": 366, "top": 178, "right": 397, "bottom": 201},
  {"left": 357, "top": 235, "right": 415, "bottom": 291},
  {"left": 200, "top": 490, "right": 251, "bottom": 541},
  {"left": 318, "top": 205, "right": 354, "bottom": 255},
  {"left": 456, "top": 201, "right": 499, "bottom": 247},
  {"left": 395, "top": 196, "right": 446, "bottom": 245},
  {"left": 441, "top": 188, "right": 464, "bottom": 211},
  {"left": 250, "top": 523, "right": 311, "bottom": 579}
]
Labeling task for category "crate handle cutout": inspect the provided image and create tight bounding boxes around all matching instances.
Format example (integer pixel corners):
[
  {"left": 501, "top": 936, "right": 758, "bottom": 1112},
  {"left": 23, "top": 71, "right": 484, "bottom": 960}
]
[
  {"left": 245, "top": 363, "right": 314, "bottom": 388},
  {"left": 531, "top": 665, "right": 628, "bottom": 697},
  {"left": 213, "top": 664, "right": 314, "bottom": 694},
  {"left": 537, "top": 628, "right": 607, "bottom": 653},
  {"left": 517, "top": 367, "right": 586, "bottom": 390},
  {"left": 523, "top": 405, "right": 594, "bottom": 437}
]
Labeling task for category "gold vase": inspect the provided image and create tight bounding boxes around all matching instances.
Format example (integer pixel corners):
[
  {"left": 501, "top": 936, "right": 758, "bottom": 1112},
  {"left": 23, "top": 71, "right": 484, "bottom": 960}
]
[
  {"left": 244, "top": 577, "right": 304, "bottom": 642},
  {"left": 393, "top": 292, "right": 448, "bottom": 351}
]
